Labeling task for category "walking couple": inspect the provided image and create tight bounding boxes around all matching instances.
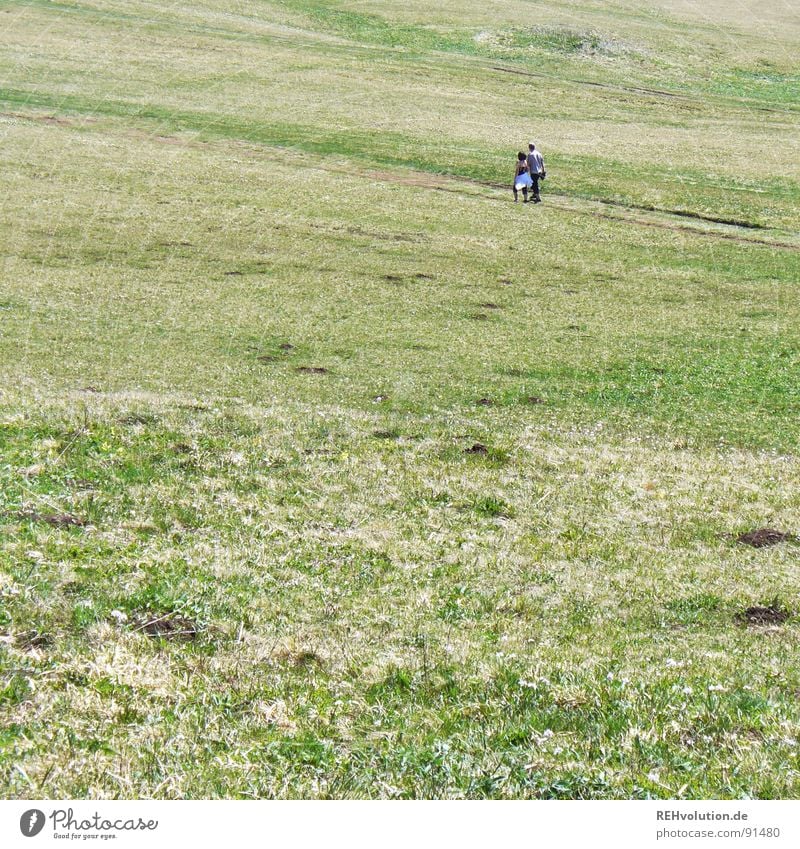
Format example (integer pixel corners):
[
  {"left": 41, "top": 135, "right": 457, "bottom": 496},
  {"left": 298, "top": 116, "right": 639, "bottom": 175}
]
[{"left": 513, "top": 142, "right": 546, "bottom": 203}]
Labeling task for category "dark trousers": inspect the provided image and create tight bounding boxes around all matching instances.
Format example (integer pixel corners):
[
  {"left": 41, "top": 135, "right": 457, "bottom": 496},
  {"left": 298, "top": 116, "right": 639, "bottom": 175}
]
[{"left": 530, "top": 173, "right": 541, "bottom": 200}]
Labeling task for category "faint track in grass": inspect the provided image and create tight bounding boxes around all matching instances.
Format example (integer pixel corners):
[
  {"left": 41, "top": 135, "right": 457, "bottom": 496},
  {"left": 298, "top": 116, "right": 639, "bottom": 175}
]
[{"left": 490, "top": 65, "right": 800, "bottom": 116}]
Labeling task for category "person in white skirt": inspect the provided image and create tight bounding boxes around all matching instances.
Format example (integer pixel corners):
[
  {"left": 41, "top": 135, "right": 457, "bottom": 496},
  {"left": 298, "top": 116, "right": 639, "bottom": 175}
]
[{"left": 513, "top": 151, "right": 532, "bottom": 203}]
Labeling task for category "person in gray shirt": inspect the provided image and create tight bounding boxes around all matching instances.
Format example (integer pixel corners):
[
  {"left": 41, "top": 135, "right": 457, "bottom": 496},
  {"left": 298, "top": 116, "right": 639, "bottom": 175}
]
[{"left": 526, "top": 142, "right": 546, "bottom": 203}]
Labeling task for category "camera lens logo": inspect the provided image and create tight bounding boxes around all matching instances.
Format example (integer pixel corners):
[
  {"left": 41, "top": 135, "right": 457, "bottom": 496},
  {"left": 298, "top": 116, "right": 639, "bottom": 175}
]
[{"left": 20, "top": 810, "right": 46, "bottom": 837}]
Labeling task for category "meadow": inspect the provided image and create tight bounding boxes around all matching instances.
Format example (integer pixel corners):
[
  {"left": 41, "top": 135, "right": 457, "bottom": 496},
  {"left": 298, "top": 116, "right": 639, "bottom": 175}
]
[{"left": 1, "top": 0, "right": 800, "bottom": 798}]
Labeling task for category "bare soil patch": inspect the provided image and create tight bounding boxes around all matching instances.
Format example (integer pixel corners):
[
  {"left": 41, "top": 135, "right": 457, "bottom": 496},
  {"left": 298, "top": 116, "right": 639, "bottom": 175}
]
[
  {"left": 736, "top": 605, "right": 790, "bottom": 627},
  {"left": 15, "top": 630, "right": 53, "bottom": 650},
  {"left": 118, "top": 412, "right": 157, "bottom": 426},
  {"left": 7, "top": 510, "right": 85, "bottom": 527},
  {"left": 132, "top": 611, "right": 201, "bottom": 641},
  {"left": 68, "top": 478, "right": 95, "bottom": 490},
  {"left": 296, "top": 366, "right": 329, "bottom": 374},
  {"left": 737, "top": 528, "right": 793, "bottom": 548},
  {"left": 465, "top": 443, "right": 489, "bottom": 455},
  {"left": 275, "top": 647, "right": 324, "bottom": 668}
]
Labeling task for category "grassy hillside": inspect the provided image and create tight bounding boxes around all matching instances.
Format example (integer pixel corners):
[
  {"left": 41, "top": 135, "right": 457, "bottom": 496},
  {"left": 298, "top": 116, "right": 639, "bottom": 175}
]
[{"left": 1, "top": 0, "right": 799, "bottom": 798}]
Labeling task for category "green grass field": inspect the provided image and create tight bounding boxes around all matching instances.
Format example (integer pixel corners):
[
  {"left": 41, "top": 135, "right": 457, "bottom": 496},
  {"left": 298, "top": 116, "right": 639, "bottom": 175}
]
[{"left": 1, "top": 0, "right": 800, "bottom": 798}]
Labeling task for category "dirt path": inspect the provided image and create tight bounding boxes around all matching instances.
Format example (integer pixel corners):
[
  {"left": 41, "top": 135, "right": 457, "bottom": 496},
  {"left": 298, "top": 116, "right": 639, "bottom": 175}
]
[
  {"left": 10, "top": 107, "right": 799, "bottom": 252},
  {"left": 337, "top": 163, "right": 800, "bottom": 252}
]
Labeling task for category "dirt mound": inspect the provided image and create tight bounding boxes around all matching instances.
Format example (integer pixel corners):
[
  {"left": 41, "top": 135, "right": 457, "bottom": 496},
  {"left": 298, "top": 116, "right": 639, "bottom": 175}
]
[
  {"left": 737, "top": 528, "right": 793, "bottom": 548},
  {"left": 465, "top": 443, "right": 488, "bottom": 454},
  {"left": 132, "top": 611, "right": 201, "bottom": 641},
  {"left": 736, "top": 605, "right": 790, "bottom": 626}
]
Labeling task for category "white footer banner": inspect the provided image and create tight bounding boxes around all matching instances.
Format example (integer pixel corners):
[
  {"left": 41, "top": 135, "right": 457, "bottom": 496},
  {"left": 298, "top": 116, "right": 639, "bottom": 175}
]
[{"left": 1, "top": 800, "right": 797, "bottom": 848}]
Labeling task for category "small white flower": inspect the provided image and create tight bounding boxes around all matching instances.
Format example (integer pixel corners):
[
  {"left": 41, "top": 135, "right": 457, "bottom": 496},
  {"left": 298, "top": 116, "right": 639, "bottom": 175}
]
[
  {"left": 682, "top": 686, "right": 693, "bottom": 695},
  {"left": 647, "top": 770, "right": 660, "bottom": 782},
  {"left": 109, "top": 609, "right": 128, "bottom": 624},
  {"left": 708, "top": 684, "right": 725, "bottom": 692}
]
